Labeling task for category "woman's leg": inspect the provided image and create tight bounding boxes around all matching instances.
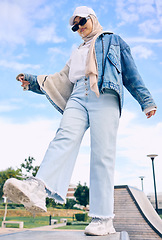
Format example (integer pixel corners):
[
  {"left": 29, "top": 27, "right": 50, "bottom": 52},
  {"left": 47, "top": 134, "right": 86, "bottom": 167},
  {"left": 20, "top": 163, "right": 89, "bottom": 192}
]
[
  {"left": 3, "top": 79, "right": 89, "bottom": 213},
  {"left": 88, "top": 90, "right": 120, "bottom": 218},
  {"left": 36, "top": 98, "right": 89, "bottom": 202}
]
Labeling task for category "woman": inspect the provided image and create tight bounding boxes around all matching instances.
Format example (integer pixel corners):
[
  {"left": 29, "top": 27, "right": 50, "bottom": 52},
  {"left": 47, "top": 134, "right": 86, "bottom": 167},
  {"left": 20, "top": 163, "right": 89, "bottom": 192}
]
[{"left": 3, "top": 6, "right": 157, "bottom": 236}]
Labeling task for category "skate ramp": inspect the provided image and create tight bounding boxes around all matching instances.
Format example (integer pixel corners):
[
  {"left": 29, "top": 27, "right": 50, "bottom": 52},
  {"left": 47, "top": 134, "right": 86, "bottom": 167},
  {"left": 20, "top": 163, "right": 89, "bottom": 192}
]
[{"left": 114, "top": 185, "right": 162, "bottom": 239}]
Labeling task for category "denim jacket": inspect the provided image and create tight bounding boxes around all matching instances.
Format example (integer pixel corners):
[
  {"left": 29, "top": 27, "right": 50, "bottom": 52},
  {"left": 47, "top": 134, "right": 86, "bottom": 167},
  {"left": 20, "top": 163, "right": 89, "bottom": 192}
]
[{"left": 21, "top": 33, "right": 156, "bottom": 115}]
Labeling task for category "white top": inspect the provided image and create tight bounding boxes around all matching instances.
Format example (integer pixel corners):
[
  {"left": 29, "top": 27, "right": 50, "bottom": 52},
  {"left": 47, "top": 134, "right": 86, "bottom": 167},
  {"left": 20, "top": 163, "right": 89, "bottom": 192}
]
[{"left": 67, "top": 40, "right": 92, "bottom": 83}]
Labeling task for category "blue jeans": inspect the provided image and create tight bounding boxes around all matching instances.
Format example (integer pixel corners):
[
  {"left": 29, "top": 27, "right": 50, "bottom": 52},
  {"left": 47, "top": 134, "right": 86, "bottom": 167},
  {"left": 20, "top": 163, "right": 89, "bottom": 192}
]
[{"left": 36, "top": 77, "right": 120, "bottom": 218}]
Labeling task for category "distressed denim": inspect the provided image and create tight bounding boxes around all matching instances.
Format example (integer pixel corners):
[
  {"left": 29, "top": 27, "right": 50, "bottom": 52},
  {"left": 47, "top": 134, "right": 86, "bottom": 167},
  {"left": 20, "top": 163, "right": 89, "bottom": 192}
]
[{"left": 36, "top": 77, "right": 120, "bottom": 218}]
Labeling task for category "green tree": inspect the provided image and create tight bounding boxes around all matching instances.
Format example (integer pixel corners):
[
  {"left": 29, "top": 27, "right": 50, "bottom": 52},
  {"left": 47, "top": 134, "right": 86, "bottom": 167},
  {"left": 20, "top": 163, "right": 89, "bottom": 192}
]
[
  {"left": 65, "top": 198, "right": 76, "bottom": 209},
  {"left": 46, "top": 198, "right": 56, "bottom": 208},
  {"left": 20, "top": 156, "right": 39, "bottom": 177},
  {"left": 74, "top": 182, "right": 89, "bottom": 207},
  {"left": 0, "top": 167, "right": 22, "bottom": 199}
]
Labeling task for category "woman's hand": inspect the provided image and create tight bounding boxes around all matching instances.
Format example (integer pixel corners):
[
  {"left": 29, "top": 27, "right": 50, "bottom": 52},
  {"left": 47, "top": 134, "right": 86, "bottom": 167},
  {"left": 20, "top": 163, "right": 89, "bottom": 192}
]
[
  {"left": 146, "top": 110, "right": 156, "bottom": 119},
  {"left": 17, "top": 75, "right": 30, "bottom": 88}
]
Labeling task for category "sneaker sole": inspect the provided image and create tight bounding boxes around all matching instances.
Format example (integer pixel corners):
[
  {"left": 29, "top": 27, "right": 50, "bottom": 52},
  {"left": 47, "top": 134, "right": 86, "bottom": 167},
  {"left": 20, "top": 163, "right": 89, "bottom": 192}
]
[
  {"left": 84, "top": 227, "right": 116, "bottom": 236},
  {"left": 84, "top": 231, "right": 108, "bottom": 236},
  {"left": 85, "top": 231, "right": 116, "bottom": 236},
  {"left": 3, "top": 181, "right": 46, "bottom": 213},
  {"left": 25, "top": 204, "right": 46, "bottom": 214},
  {"left": 3, "top": 181, "right": 30, "bottom": 204}
]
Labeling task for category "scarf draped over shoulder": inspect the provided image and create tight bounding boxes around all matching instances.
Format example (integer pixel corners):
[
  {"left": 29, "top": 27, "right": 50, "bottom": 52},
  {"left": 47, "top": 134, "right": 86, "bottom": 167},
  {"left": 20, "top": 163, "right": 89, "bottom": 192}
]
[{"left": 82, "top": 15, "right": 103, "bottom": 97}]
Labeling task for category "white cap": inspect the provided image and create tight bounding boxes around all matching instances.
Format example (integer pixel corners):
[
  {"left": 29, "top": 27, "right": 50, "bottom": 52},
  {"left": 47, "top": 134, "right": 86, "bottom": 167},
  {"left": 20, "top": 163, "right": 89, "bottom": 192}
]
[{"left": 69, "top": 6, "right": 96, "bottom": 26}]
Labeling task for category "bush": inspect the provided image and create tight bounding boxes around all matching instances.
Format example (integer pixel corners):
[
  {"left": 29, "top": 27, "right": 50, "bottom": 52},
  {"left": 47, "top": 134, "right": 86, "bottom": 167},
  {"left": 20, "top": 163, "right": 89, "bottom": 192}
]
[
  {"left": 1, "top": 203, "right": 24, "bottom": 209},
  {"left": 65, "top": 199, "right": 76, "bottom": 209},
  {"left": 72, "top": 221, "right": 89, "bottom": 225},
  {"left": 46, "top": 198, "right": 56, "bottom": 208},
  {"left": 66, "top": 221, "right": 72, "bottom": 225},
  {"left": 75, "top": 213, "right": 88, "bottom": 222}
]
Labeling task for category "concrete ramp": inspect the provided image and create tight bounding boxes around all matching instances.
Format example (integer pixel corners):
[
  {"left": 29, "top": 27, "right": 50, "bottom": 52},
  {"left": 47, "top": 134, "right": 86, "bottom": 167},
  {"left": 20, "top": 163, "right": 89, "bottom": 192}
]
[{"left": 114, "top": 185, "right": 162, "bottom": 239}]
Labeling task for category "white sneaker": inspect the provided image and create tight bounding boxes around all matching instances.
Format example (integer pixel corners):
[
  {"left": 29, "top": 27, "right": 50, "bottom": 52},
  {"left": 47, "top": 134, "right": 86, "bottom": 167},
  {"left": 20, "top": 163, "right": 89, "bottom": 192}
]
[
  {"left": 84, "top": 217, "right": 116, "bottom": 236},
  {"left": 3, "top": 177, "right": 47, "bottom": 213}
]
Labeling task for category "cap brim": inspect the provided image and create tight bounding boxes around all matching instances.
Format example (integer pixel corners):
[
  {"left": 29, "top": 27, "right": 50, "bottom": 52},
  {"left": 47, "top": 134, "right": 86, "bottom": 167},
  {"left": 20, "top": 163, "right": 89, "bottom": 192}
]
[{"left": 69, "top": 13, "right": 88, "bottom": 26}]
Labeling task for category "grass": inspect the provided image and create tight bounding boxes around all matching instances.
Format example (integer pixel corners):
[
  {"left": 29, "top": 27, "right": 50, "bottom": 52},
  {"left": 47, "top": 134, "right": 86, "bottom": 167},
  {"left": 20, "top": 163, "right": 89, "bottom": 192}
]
[
  {"left": 0, "top": 214, "right": 89, "bottom": 230},
  {"left": 0, "top": 216, "right": 72, "bottom": 228},
  {"left": 55, "top": 221, "right": 89, "bottom": 230},
  {"left": 0, "top": 216, "right": 49, "bottom": 228}
]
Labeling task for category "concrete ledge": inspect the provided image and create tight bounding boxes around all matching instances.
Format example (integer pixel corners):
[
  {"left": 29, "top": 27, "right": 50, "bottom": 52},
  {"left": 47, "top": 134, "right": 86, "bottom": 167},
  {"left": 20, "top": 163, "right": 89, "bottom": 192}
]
[
  {"left": 60, "top": 218, "right": 67, "bottom": 223},
  {"left": 1, "top": 221, "right": 24, "bottom": 229},
  {"left": 51, "top": 219, "right": 58, "bottom": 225}
]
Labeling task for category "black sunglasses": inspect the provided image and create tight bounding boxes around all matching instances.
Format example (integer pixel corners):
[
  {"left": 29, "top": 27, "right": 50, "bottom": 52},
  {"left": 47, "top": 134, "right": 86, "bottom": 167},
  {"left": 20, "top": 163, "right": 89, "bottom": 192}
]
[{"left": 72, "top": 16, "right": 90, "bottom": 32}]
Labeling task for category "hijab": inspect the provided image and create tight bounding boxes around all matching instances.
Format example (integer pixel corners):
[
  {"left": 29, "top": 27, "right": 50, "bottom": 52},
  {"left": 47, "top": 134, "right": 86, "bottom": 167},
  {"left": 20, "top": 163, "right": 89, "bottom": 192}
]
[{"left": 82, "top": 15, "right": 103, "bottom": 97}]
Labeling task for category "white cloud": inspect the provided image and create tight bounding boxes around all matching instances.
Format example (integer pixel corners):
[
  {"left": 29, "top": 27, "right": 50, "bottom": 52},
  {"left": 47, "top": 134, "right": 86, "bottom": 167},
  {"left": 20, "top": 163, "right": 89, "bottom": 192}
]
[
  {"left": 117, "top": 109, "right": 162, "bottom": 194},
  {"left": 0, "top": 108, "right": 161, "bottom": 195},
  {"left": 155, "top": 0, "right": 162, "bottom": 24},
  {"left": 35, "top": 24, "right": 66, "bottom": 44},
  {"left": 116, "top": 0, "right": 162, "bottom": 35},
  {"left": 0, "top": 99, "right": 23, "bottom": 113},
  {"left": 116, "top": 0, "right": 139, "bottom": 26},
  {"left": 139, "top": 19, "right": 161, "bottom": 35},
  {"left": 71, "top": 153, "right": 90, "bottom": 186},
  {"left": 0, "top": 1, "right": 32, "bottom": 45},
  {"left": 131, "top": 45, "right": 154, "bottom": 59},
  {"left": 0, "top": 60, "right": 40, "bottom": 71},
  {"left": 0, "top": 1, "right": 66, "bottom": 46},
  {"left": 0, "top": 117, "right": 60, "bottom": 171},
  {"left": 138, "top": 0, "right": 155, "bottom": 16},
  {"left": 126, "top": 37, "right": 162, "bottom": 44},
  {"left": 0, "top": 116, "right": 90, "bottom": 186},
  {"left": 0, "top": 104, "right": 19, "bottom": 113},
  {"left": 48, "top": 47, "right": 69, "bottom": 57}
]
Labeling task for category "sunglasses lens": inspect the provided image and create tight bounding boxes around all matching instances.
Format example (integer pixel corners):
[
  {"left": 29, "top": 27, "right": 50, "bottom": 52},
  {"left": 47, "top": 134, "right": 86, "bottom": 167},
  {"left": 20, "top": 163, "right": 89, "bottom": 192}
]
[
  {"left": 79, "top": 18, "right": 87, "bottom": 26},
  {"left": 71, "top": 17, "right": 88, "bottom": 32},
  {"left": 72, "top": 24, "right": 79, "bottom": 32}
]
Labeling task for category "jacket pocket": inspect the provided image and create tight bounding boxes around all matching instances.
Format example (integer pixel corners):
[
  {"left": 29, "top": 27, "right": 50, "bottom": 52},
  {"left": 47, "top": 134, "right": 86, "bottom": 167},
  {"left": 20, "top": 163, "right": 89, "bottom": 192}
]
[{"left": 107, "top": 45, "right": 121, "bottom": 73}]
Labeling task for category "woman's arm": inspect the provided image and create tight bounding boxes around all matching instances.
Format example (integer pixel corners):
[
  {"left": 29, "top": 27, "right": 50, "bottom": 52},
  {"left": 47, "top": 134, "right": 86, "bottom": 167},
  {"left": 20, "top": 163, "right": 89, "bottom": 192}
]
[
  {"left": 120, "top": 43, "right": 157, "bottom": 118},
  {"left": 16, "top": 73, "right": 44, "bottom": 95}
]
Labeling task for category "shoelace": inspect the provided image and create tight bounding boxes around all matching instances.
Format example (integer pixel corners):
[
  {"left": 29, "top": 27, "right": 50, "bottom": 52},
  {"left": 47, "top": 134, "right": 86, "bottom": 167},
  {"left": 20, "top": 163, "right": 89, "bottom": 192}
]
[
  {"left": 16, "top": 175, "right": 46, "bottom": 190},
  {"left": 91, "top": 217, "right": 103, "bottom": 224}
]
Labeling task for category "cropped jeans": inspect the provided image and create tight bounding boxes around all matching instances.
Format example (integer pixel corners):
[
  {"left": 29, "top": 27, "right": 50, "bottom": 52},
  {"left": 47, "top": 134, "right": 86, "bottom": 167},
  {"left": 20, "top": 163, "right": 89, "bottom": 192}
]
[{"left": 36, "top": 76, "right": 120, "bottom": 218}]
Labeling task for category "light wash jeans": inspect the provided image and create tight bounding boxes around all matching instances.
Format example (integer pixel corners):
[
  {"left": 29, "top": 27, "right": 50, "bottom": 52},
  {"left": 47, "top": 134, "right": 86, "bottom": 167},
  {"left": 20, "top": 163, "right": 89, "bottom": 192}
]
[{"left": 36, "top": 77, "right": 120, "bottom": 218}]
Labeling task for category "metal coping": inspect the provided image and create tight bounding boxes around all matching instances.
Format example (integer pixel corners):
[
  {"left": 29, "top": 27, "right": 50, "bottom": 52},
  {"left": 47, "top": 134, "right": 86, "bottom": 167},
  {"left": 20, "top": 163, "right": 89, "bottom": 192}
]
[{"left": 120, "top": 231, "right": 130, "bottom": 240}]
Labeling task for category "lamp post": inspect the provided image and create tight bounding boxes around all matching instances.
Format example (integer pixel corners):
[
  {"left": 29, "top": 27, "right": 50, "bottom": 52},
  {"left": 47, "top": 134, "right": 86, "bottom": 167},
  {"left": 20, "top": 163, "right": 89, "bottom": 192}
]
[
  {"left": 139, "top": 176, "right": 145, "bottom": 191},
  {"left": 147, "top": 154, "right": 158, "bottom": 213}
]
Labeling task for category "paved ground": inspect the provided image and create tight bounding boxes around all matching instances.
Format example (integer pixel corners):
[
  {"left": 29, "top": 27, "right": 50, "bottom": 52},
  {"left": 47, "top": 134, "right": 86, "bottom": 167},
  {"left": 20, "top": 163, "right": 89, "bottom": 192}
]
[
  {"left": 0, "top": 229, "right": 120, "bottom": 240},
  {"left": 0, "top": 223, "right": 65, "bottom": 235},
  {"left": 0, "top": 222, "right": 123, "bottom": 240}
]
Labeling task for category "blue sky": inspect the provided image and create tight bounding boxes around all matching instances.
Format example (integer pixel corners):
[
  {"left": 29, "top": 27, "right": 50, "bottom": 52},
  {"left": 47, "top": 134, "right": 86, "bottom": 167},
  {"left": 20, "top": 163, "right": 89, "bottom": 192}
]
[{"left": 0, "top": 0, "right": 162, "bottom": 195}]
